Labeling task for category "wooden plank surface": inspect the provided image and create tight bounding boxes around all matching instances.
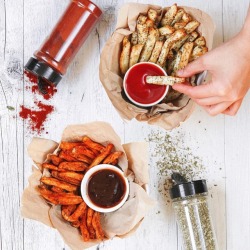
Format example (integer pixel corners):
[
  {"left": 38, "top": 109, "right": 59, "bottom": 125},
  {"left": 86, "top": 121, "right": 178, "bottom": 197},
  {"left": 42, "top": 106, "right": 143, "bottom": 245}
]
[{"left": 0, "top": 0, "right": 249, "bottom": 249}]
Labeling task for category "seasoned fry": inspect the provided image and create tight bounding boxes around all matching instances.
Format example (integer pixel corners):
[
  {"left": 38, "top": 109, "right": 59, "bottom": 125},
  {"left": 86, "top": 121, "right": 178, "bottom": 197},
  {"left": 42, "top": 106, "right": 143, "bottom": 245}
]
[
  {"left": 103, "top": 151, "right": 123, "bottom": 165},
  {"left": 146, "top": 76, "right": 185, "bottom": 86},
  {"left": 42, "top": 163, "right": 60, "bottom": 171},
  {"left": 158, "top": 25, "right": 175, "bottom": 36},
  {"left": 60, "top": 141, "right": 82, "bottom": 150},
  {"left": 120, "top": 36, "right": 131, "bottom": 75},
  {"left": 189, "top": 46, "right": 208, "bottom": 62},
  {"left": 73, "top": 153, "right": 92, "bottom": 164},
  {"left": 51, "top": 171, "right": 83, "bottom": 186},
  {"left": 82, "top": 136, "right": 105, "bottom": 152},
  {"left": 38, "top": 186, "right": 83, "bottom": 205},
  {"left": 194, "top": 36, "right": 206, "bottom": 46},
  {"left": 87, "top": 208, "right": 96, "bottom": 239},
  {"left": 146, "top": 19, "right": 154, "bottom": 28},
  {"left": 92, "top": 212, "right": 105, "bottom": 240},
  {"left": 161, "top": 4, "right": 178, "bottom": 26},
  {"left": 137, "top": 14, "right": 147, "bottom": 25},
  {"left": 40, "top": 177, "right": 78, "bottom": 192},
  {"left": 174, "top": 22, "right": 188, "bottom": 30},
  {"left": 149, "top": 40, "right": 164, "bottom": 63},
  {"left": 59, "top": 150, "right": 78, "bottom": 162},
  {"left": 72, "top": 145, "right": 97, "bottom": 160},
  {"left": 184, "top": 20, "right": 200, "bottom": 33},
  {"left": 147, "top": 8, "right": 158, "bottom": 22},
  {"left": 129, "top": 44, "right": 144, "bottom": 67},
  {"left": 67, "top": 202, "right": 87, "bottom": 222},
  {"left": 88, "top": 144, "right": 114, "bottom": 170},
  {"left": 187, "top": 31, "right": 199, "bottom": 42},
  {"left": 71, "top": 220, "right": 81, "bottom": 228},
  {"left": 182, "top": 12, "right": 193, "bottom": 23},
  {"left": 59, "top": 161, "right": 88, "bottom": 172},
  {"left": 171, "top": 8, "right": 185, "bottom": 25},
  {"left": 131, "top": 31, "right": 138, "bottom": 45},
  {"left": 140, "top": 28, "right": 159, "bottom": 62},
  {"left": 171, "top": 34, "right": 189, "bottom": 51},
  {"left": 61, "top": 205, "right": 77, "bottom": 221},
  {"left": 80, "top": 209, "right": 90, "bottom": 242},
  {"left": 50, "top": 155, "right": 64, "bottom": 166},
  {"left": 157, "top": 29, "right": 186, "bottom": 67},
  {"left": 51, "top": 186, "right": 65, "bottom": 193},
  {"left": 137, "top": 23, "right": 148, "bottom": 45},
  {"left": 178, "top": 42, "right": 194, "bottom": 70}
]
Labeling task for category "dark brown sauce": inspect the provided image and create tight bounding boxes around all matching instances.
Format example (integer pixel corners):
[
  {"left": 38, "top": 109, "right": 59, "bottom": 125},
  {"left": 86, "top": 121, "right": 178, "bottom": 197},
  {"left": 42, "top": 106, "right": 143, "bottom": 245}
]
[{"left": 88, "top": 169, "right": 126, "bottom": 208}]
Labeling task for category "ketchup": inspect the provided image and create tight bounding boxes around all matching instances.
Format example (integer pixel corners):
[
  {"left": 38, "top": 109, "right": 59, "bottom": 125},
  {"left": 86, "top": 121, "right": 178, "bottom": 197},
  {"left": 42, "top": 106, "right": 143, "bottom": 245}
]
[
  {"left": 25, "top": 0, "right": 102, "bottom": 86},
  {"left": 124, "top": 63, "right": 167, "bottom": 105}
]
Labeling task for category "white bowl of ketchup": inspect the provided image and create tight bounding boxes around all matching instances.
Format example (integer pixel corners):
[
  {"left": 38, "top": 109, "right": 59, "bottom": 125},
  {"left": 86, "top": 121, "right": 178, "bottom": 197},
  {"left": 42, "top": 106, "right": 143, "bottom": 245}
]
[{"left": 123, "top": 62, "right": 169, "bottom": 107}]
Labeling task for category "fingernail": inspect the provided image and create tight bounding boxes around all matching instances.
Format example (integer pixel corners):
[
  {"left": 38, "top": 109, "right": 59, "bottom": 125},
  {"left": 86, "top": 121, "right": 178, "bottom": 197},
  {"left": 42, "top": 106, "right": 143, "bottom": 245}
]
[{"left": 177, "top": 69, "right": 184, "bottom": 76}]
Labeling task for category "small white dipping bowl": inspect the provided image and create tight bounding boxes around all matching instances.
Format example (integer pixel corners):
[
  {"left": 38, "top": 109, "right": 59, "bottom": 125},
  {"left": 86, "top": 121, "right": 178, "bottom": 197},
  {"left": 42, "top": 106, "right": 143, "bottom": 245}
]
[
  {"left": 81, "top": 164, "right": 129, "bottom": 213},
  {"left": 123, "top": 62, "right": 169, "bottom": 107}
]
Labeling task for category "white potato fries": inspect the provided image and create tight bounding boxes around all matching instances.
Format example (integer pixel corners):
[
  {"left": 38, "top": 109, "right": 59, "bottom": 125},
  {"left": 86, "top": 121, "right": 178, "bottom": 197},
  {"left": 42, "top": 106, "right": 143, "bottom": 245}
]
[
  {"left": 146, "top": 76, "right": 185, "bottom": 86},
  {"left": 119, "top": 3, "right": 208, "bottom": 93}
]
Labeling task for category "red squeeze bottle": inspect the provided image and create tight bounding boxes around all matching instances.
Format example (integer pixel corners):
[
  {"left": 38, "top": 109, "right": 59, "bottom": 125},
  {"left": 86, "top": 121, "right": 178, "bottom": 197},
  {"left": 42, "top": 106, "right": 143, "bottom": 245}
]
[{"left": 25, "top": 0, "right": 102, "bottom": 87}]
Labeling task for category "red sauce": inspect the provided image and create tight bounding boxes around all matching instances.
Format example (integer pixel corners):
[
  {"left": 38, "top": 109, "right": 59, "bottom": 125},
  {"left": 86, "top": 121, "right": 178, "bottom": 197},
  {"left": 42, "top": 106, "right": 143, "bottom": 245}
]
[{"left": 124, "top": 63, "right": 167, "bottom": 105}]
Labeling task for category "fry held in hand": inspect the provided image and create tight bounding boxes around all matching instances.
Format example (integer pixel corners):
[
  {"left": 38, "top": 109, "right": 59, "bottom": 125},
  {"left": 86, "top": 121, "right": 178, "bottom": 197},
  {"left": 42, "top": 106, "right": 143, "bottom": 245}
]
[{"left": 146, "top": 76, "right": 185, "bottom": 86}]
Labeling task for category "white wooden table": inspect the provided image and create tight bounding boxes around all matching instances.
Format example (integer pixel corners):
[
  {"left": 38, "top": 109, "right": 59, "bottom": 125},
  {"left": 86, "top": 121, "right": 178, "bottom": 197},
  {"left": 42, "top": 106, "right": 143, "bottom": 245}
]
[{"left": 0, "top": 0, "right": 250, "bottom": 249}]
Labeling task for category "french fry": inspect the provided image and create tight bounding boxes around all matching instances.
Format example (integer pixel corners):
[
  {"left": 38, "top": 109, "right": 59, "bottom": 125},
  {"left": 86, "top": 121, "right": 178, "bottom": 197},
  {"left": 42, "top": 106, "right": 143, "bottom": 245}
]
[
  {"left": 131, "top": 32, "right": 138, "bottom": 45},
  {"left": 137, "top": 14, "right": 147, "bottom": 25},
  {"left": 161, "top": 4, "right": 178, "bottom": 26},
  {"left": 51, "top": 171, "right": 83, "bottom": 186},
  {"left": 179, "top": 42, "right": 194, "bottom": 70},
  {"left": 187, "top": 31, "right": 199, "bottom": 42},
  {"left": 171, "top": 8, "right": 185, "bottom": 25},
  {"left": 189, "top": 46, "right": 208, "bottom": 62},
  {"left": 146, "top": 19, "right": 154, "bottom": 28},
  {"left": 49, "top": 155, "right": 64, "bottom": 166},
  {"left": 137, "top": 14, "right": 148, "bottom": 45},
  {"left": 38, "top": 186, "right": 83, "bottom": 205},
  {"left": 42, "top": 163, "right": 60, "bottom": 171},
  {"left": 129, "top": 44, "right": 144, "bottom": 67},
  {"left": 158, "top": 25, "right": 175, "bottom": 36},
  {"left": 60, "top": 141, "right": 82, "bottom": 150},
  {"left": 171, "top": 34, "right": 189, "bottom": 52},
  {"left": 67, "top": 202, "right": 87, "bottom": 222},
  {"left": 149, "top": 40, "right": 164, "bottom": 63},
  {"left": 147, "top": 8, "right": 158, "bottom": 22},
  {"left": 87, "top": 208, "right": 96, "bottom": 239},
  {"left": 72, "top": 145, "right": 97, "bottom": 160},
  {"left": 182, "top": 12, "right": 193, "bottom": 23},
  {"left": 92, "top": 212, "right": 105, "bottom": 240},
  {"left": 58, "top": 162, "right": 88, "bottom": 172},
  {"left": 174, "top": 22, "right": 188, "bottom": 30},
  {"left": 61, "top": 205, "right": 77, "bottom": 221},
  {"left": 71, "top": 220, "right": 81, "bottom": 228},
  {"left": 59, "top": 150, "right": 78, "bottom": 162},
  {"left": 51, "top": 186, "right": 65, "bottom": 193},
  {"left": 157, "top": 29, "right": 186, "bottom": 67},
  {"left": 194, "top": 36, "right": 206, "bottom": 46},
  {"left": 140, "top": 28, "right": 159, "bottom": 62},
  {"left": 80, "top": 209, "right": 90, "bottom": 242},
  {"left": 72, "top": 153, "right": 92, "bottom": 165},
  {"left": 82, "top": 136, "right": 105, "bottom": 152},
  {"left": 88, "top": 144, "right": 114, "bottom": 170},
  {"left": 146, "top": 76, "right": 185, "bottom": 86},
  {"left": 120, "top": 36, "right": 131, "bottom": 75},
  {"left": 103, "top": 151, "right": 123, "bottom": 165},
  {"left": 40, "top": 177, "right": 78, "bottom": 192},
  {"left": 184, "top": 20, "right": 200, "bottom": 33}
]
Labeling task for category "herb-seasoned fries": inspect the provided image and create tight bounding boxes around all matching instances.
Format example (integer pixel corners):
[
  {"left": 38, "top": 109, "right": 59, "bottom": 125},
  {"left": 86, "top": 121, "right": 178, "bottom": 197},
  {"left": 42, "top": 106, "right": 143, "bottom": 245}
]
[
  {"left": 119, "top": 4, "right": 208, "bottom": 93},
  {"left": 38, "top": 135, "right": 124, "bottom": 242}
]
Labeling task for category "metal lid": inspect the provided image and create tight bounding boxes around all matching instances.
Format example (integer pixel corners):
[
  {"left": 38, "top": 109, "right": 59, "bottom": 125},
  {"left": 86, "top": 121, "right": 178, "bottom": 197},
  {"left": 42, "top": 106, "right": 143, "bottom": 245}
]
[{"left": 25, "top": 57, "right": 62, "bottom": 86}]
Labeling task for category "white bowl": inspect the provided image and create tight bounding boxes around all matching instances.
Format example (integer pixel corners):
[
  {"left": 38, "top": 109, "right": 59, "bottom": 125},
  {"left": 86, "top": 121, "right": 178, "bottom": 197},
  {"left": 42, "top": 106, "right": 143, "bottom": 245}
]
[
  {"left": 81, "top": 164, "right": 129, "bottom": 213},
  {"left": 123, "top": 62, "right": 169, "bottom": 107}
]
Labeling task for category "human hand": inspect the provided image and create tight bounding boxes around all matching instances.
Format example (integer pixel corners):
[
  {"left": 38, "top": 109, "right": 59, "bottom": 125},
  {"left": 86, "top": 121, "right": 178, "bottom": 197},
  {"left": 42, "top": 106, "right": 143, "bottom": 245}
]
[{"left": 172, "top": 31, "right": 250, "bottom": 116}]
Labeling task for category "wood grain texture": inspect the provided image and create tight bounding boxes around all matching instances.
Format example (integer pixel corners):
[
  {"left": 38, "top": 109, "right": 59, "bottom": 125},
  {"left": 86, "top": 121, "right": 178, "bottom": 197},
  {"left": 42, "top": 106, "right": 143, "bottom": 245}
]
[{"left": 0, "top": 0, "right": 249, "bottom": 250}]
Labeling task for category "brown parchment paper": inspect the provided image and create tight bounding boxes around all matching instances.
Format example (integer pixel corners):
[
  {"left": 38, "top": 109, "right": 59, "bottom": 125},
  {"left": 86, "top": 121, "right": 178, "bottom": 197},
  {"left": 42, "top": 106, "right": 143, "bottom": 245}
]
[
  {"left": 21, "top": 122, "right": 155, "bottom": 250},
  {"left": 99, "top": 3, "right": 215, "bottom": 130}
]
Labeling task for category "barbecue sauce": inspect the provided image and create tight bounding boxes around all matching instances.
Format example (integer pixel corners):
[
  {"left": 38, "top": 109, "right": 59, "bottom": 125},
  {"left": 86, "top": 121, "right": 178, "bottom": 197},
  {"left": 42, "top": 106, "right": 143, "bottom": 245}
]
[{"left": 88, "top": 169, "right": 126, "bottom": 208}]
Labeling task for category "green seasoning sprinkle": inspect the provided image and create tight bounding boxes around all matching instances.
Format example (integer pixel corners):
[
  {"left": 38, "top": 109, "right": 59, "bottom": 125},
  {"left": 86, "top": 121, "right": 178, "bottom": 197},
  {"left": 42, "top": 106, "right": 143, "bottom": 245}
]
[
  {"left": 6, "top": 106, "right": 15, "bottom": 111},
  {"left": 147, "top": 131, "right": 207, "bottom": 201}
]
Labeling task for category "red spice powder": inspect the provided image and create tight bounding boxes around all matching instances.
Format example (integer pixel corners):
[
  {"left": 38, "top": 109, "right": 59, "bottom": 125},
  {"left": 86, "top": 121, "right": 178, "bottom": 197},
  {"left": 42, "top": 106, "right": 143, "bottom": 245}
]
[
  {"left": 24, "top": 70, "right": 37, "bottom": 84},
  {"left": 19, "top": 101, "right": 54, "bottom": 132}
]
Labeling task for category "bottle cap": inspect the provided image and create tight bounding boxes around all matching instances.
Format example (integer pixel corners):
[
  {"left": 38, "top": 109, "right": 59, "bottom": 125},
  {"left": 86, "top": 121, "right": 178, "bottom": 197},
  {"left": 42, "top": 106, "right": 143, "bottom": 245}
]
[
  {"left": 25, "top": 57, "right": 62, "bottom": 86},
  {"left": 170, "top": 173, "right": 208, "bottom": 199}
]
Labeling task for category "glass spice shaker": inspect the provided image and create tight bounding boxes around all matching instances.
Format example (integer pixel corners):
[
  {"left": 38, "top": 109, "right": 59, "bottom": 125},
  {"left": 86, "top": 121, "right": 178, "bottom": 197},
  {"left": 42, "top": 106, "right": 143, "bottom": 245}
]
[
  {"left": 25, "top": 0, "right": 102, "bottom": 91},
  {"left": 170, "top": 173, "right": 218, "bottom": 250}
]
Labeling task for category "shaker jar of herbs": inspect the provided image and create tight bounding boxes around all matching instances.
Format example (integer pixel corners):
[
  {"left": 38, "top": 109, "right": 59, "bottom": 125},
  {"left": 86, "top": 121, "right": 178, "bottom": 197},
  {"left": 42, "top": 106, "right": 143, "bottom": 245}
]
[{"left": 170, "top": 173, "right": 218, "bottom": 250}]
